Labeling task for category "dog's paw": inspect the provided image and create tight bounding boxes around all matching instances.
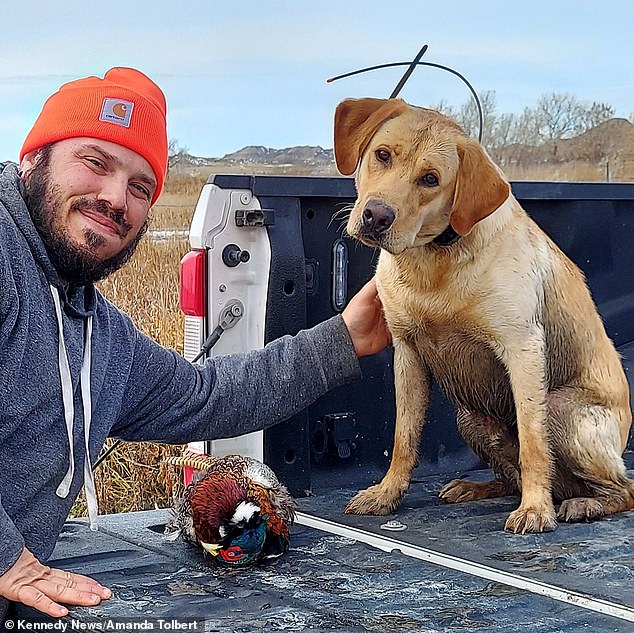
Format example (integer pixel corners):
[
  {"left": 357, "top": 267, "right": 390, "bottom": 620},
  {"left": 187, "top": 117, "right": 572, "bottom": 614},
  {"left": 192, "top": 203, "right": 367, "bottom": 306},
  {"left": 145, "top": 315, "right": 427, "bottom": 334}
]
[
  {"left": 439, "top": 479, "right": 513, "bottom": 503},
  {"left": 344, "top": 484, "right": 403, "bottom": 516},
  {"left": 557, "top": 498, "right": 604, "bottom": 522},
  {"left": 439, "top": 479, "right": 480, "bottom": 503},
  {"left": 504, "top": 506, "right": 558, "bottom": 534}
]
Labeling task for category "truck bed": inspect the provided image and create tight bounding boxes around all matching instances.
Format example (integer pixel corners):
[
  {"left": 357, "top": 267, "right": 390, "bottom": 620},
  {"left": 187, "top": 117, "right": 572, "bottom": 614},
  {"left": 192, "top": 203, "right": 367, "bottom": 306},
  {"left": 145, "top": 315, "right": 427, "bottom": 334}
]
[{"left": 19, "top": 465, "right": 634, "bottom": 631}]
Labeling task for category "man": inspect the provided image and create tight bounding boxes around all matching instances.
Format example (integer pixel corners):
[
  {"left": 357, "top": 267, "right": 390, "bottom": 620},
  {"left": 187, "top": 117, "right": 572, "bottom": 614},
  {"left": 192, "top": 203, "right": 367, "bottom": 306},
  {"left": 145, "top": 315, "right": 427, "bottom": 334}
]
[{"left": 0, "top": 68, "right": 391, "bottom": 619}]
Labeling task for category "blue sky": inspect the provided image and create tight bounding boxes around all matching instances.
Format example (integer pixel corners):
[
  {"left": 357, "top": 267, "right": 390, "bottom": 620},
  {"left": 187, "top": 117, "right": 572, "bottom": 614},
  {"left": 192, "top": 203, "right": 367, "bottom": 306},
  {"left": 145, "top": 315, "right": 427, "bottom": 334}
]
[{"left": 2, "top": 1, "right": 632, "bottom": 160}]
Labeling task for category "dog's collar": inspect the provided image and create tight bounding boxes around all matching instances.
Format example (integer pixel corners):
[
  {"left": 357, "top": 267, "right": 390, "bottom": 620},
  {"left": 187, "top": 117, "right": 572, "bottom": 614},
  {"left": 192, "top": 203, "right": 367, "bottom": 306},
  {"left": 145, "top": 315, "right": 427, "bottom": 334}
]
[{"left": 432, "top": 225, "right": 461, "bottom": 246}]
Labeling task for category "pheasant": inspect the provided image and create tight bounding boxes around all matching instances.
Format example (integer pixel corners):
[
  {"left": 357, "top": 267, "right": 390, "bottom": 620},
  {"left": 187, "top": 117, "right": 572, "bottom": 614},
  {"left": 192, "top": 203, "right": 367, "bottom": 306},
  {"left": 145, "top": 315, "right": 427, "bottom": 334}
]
[{"left": 164, "top": 451, "right": 296, "bottom": 566}]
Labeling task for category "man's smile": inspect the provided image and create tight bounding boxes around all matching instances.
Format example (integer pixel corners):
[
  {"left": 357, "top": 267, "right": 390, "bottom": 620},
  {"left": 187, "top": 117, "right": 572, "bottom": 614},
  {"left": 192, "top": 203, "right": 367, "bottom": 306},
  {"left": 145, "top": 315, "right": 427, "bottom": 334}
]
[
  {"left": 79, "top": 208, "right": 130, "bottom": 238},
  {"left": 69, "top": 197, "right": 133, "bottom": 240}
]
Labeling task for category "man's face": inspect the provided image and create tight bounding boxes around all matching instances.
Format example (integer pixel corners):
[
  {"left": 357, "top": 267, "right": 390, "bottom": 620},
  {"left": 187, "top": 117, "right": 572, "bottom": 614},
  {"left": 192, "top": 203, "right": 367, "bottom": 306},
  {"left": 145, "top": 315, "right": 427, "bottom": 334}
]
[{"left": 21, "top": 137, "right": 157, "bottom": 284}]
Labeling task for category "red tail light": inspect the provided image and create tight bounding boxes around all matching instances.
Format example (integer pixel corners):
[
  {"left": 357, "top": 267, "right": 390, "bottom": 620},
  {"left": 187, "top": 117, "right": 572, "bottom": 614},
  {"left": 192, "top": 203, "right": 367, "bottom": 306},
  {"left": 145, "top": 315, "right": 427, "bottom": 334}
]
[{"left": 179, "top": 250, "right": 207, "bottom": 317}]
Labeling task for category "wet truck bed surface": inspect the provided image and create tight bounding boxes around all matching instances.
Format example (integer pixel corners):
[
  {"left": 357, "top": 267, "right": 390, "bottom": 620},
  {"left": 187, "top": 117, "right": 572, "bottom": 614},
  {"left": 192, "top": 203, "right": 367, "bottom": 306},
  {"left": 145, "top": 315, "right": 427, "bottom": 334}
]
[{"left": 15, "top": 468, "right": 634, "bottom": 632}]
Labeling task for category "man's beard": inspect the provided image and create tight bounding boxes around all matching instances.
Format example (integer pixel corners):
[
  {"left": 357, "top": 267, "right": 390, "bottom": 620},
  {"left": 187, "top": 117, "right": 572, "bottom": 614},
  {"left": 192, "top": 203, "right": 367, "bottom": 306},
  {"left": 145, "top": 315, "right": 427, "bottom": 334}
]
[{"left": 22, "top": 146, "right": 148, "bottom": 285}]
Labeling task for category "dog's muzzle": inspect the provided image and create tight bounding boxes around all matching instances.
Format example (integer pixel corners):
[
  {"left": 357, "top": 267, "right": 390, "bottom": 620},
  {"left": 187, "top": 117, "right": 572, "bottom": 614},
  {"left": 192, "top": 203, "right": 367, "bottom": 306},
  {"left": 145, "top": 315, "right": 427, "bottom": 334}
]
[{"left": 360, "top": 200, "right": 396, "bottom": 241}]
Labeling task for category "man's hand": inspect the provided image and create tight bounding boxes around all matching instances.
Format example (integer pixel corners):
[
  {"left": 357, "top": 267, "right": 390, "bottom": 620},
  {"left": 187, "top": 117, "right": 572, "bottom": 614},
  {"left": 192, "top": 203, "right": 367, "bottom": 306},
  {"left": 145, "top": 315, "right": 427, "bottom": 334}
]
[
  {"left": 342, "top": 278, "right": 392, "bottom": 357},
  {"left": 0, "top": 548, "right": 111, "bottom": 618}
]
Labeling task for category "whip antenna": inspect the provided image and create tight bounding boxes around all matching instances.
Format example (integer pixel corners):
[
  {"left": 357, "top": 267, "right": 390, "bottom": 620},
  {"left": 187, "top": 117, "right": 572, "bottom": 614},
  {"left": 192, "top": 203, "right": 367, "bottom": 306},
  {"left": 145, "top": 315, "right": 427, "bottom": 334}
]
[
  {"left": 327, "top": 44, "right": 484, "bottom": 142},
  {"left": 389, "top": 44, "right": 428, "bottom": 99}
]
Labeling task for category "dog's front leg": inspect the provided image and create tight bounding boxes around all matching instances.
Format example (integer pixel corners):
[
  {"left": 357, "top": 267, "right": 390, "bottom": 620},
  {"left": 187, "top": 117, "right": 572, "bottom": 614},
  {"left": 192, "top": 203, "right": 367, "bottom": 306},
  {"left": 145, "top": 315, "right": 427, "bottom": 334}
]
[
  {"left": 501, "top": 327, "right": 557, "bottom": 533},
  {"left": 345, "top": 339, "right": 429, "bottom": 515}
]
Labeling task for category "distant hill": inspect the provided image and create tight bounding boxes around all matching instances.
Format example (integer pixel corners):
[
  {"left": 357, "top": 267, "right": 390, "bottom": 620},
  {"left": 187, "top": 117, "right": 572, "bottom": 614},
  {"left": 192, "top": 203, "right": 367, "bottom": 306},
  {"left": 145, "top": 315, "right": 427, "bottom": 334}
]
[
  {"left": 497, "top": 118, "right": 634, "bottom": 162},
  {"left": 222, "top": 145, "right": 334, "bottom": 165},
  {"left": 548, "top": 118, "right": 634, "bottom": 162},
  {"left": 493, "top": 118, "right": 634, "bottom": 181},
  {"left": 168, "top": 144, "right": 338, "bottom": 177}
]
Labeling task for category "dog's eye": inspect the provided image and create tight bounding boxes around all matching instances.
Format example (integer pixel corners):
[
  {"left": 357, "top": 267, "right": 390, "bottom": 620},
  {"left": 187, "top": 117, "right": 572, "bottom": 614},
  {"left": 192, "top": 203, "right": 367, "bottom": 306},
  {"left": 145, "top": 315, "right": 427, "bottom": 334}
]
[
  {"left": 418, "top": 173, "right": 439, "bottom": 187},
  {"left": 375, "top": 149, "right": 391, "bottom": 165}
]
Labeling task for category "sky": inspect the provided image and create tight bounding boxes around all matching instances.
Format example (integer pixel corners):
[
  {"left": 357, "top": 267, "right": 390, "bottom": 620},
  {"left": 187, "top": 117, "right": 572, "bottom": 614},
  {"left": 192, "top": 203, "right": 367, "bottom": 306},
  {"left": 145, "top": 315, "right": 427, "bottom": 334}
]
[{"left": 2, "top": 1, "right": 633, "bottom": 160}]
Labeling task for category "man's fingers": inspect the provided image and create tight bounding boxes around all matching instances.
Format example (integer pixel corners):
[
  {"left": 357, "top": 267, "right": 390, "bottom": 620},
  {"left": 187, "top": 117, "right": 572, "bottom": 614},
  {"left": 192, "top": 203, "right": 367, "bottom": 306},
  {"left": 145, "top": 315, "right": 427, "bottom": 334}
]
[
  {"left": 38, "top": 572, "right": 112, "bottom": 604},
  {"left": 16, "top": 585, "right": 69, "bottom": 618},
  {"left": 1, "top": 548, "right": 112, "bottom": 618},
  {"left": 18, "top": 569, "right": 111, "bottom": 616},
  {"left": 47, "top": 567, "right": 111, "bottom": 598}
]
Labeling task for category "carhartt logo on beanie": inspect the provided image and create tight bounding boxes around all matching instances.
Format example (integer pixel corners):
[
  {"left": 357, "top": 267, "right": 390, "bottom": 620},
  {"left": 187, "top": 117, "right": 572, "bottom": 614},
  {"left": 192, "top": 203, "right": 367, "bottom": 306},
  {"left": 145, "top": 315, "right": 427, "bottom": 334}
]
[
  {"left": 20, "top": 67, "right": 168, "bottom": 204},
  {"left": 100, "top": 98, "right": 134, "bottom": 127}
]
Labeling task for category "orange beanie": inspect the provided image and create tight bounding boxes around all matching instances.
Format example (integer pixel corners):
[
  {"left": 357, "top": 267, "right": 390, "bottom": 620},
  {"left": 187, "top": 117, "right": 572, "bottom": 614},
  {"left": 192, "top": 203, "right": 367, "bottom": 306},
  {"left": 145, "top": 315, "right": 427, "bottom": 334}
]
[{"left": 20, "top": 67, "right": 168, "bottom": 204}]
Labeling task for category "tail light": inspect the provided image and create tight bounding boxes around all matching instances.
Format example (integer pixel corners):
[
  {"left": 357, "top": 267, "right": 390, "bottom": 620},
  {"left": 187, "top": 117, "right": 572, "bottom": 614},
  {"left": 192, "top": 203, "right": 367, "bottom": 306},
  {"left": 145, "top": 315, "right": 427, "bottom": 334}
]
[
  {"left": 180, "top": 250, "right": 209, "bottom": 484},
  {"left": 182, "top": 442, "right": 207, "bottom": 486},
  {"left": 179, "top": 249, "right": 207, "bottom": 317}
]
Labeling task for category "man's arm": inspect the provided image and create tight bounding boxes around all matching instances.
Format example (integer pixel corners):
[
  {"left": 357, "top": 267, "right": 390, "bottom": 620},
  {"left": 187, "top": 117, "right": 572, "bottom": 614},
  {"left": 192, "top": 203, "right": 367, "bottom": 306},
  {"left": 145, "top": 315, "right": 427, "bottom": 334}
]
[
  {"left": 112, "top": 277, "right": 391, "bottom": 444},
  {"left": 0, "top": 280, "right": 389, "bottom": 617},
  {"left": 0, "top": 237, "right": 111, "bottom": 617}
]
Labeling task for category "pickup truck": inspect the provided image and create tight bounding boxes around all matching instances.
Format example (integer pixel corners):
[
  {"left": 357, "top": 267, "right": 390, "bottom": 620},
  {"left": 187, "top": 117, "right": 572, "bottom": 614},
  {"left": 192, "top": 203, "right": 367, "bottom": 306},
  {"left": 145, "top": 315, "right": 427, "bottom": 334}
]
[{"left": 19, "top": 175, "right": 634, "bottom": 631}]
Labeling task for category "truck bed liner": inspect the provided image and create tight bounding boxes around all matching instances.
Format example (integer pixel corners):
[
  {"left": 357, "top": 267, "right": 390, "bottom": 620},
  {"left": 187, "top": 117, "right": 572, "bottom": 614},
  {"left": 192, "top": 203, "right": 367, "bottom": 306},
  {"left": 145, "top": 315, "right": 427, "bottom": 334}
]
[
  {"left": 298, "top": 469, "right": 634, "bottom": 612},
  {"left": 17, "top": 468, "right": 634, "bottom": 632}
]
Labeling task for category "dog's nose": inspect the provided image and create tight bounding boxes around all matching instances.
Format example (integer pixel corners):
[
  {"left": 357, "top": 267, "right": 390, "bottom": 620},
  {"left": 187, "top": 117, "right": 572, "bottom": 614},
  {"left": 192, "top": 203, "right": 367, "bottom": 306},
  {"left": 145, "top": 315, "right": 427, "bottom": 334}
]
[{"left": 362, "top": 200, "right": 395, "bottom": 236}]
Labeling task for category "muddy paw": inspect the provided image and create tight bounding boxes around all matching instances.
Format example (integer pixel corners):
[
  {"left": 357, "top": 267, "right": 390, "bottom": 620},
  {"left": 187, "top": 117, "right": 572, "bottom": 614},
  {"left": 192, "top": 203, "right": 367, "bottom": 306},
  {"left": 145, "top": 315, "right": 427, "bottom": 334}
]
[
  {"left": 504, "top": 506, "right": 557, "bottom": 534},
  {"left": 344, "top": 484, "right": 403, "bottom": 516},
  {"left": 439, "top": 479, "right": 512, "bottom": 503},
  {"left": 439, "top": 479, "right": 479, "bottom": 503},
  {"left": 557, "top": 498, "right": 604, "bottom": 523}
]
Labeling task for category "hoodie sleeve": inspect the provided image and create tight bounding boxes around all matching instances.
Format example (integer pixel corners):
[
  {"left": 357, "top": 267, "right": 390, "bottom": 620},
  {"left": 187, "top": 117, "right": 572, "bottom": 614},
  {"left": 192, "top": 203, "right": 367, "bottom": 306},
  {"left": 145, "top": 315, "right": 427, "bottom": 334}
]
[
  {"left": 0, "top": 224, "right": 26, "bottom": 577},
  {"left": 0, "top": 487, "right": 25, "bottom": 578},
  {"left": 111, "top": 314, "right": 361, "bottom": 443}
]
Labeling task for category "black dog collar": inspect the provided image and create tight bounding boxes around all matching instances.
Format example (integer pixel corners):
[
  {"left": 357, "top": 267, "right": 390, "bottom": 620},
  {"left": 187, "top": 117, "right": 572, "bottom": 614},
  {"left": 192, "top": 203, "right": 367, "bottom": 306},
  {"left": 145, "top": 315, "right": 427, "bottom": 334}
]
[{"left": 432, "top": 225, "right": 461, "bottom": 246}]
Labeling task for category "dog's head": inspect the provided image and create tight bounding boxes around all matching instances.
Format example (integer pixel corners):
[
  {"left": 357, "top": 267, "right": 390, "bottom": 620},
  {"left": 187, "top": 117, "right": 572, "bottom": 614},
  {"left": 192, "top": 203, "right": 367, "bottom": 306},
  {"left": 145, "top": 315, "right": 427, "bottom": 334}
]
[{"left": 334, "top": 98, "right": 510, "bottom": 254}]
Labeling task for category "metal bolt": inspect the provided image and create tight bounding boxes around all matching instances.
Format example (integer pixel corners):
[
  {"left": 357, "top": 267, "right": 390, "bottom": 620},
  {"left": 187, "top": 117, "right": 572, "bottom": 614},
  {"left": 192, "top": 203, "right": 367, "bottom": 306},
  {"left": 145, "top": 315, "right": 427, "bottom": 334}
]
[
  {"left": 240, "top": 192, "right": 251, "bottom": 205},
  {"left": 219, "top": 284, "right": 227, "bottom": 292},
  {"left": 231, "top": 303, "right": 243, "bottom": 317},
  {"left": 379, "top": 520, "right": 408, "bottom": 532}
]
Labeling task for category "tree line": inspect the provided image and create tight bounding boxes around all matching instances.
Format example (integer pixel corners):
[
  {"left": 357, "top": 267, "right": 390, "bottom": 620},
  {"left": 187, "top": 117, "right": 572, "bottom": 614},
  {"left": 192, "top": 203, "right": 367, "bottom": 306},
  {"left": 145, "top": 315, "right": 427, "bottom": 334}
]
[{"left": 434, "top": 91, "right": 618, "bottom": 166}]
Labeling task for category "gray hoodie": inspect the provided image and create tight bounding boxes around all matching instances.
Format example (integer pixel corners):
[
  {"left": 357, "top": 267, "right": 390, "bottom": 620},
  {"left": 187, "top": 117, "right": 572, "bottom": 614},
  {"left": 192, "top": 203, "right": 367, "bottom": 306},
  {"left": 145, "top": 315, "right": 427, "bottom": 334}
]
[{"left": 0, "top": 162, "right": 360, "bottom": 598}]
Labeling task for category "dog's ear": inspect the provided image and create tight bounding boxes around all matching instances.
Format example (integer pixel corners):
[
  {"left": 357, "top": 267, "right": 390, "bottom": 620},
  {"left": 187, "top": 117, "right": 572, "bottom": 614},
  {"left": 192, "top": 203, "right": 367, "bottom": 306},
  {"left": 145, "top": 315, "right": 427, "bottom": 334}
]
[
  {"left": 450, "top": 136, "right": 510, "bottom": 236},
  {"left": 334, "top": 98, "right": 408, "bottom": 175}
]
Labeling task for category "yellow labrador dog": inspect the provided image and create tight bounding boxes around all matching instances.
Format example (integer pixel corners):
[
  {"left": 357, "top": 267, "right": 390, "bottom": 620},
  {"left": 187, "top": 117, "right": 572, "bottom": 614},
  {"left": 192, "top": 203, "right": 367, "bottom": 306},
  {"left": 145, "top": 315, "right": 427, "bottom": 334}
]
[{"left": 336, "top": 97, "right": 634, "bottom": 534}]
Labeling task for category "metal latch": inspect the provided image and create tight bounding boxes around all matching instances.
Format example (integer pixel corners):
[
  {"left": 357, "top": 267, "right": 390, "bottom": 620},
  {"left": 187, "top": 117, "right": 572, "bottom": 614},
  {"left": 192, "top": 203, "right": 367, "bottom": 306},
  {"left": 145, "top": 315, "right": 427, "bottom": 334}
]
[
  {"left": 310, "top": 412, "right": 356, "bottom": 462},
  {"left": 235, "top": 209, "right": 275, "bottom": 227},
  {"left": 217, "top": 299, "right": 244, "bottom": 331},
  {"left": 191, "top": 299, "right": 244, "bottom": 362}
]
